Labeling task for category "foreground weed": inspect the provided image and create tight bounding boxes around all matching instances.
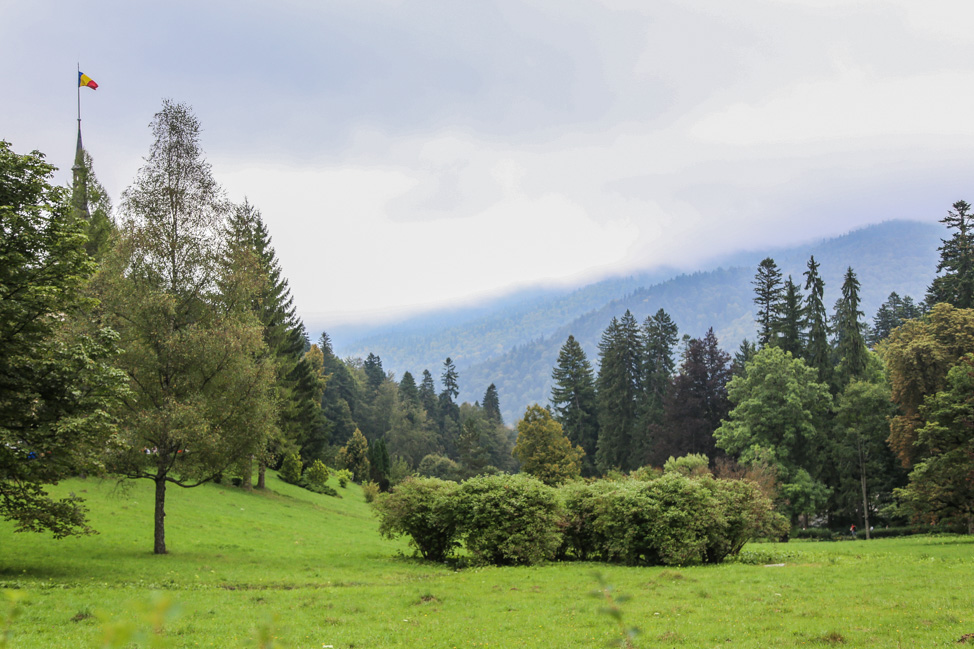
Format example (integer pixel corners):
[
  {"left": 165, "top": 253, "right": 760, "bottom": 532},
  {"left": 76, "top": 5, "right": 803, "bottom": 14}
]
[
  {"left": 1, "top": 591, "right": 25, "bottom": 649},
  {"left": 592, "top": 574, "right": 639, "bottom": 648}
]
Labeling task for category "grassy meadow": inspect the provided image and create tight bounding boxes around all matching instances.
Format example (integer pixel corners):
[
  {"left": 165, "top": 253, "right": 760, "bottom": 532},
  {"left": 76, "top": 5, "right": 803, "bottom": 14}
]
[{"left": 1, "top": 474, "right": 972, "bottom": 648}]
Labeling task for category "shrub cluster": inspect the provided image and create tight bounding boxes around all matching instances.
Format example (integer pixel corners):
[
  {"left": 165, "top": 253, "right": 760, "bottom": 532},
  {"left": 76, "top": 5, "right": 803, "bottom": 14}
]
[
  {"left": 278, "top": 453, "right": 339, "bottom": 497},
  {"left": 374, "top": 473, "right": 782, "bottom": 567}
]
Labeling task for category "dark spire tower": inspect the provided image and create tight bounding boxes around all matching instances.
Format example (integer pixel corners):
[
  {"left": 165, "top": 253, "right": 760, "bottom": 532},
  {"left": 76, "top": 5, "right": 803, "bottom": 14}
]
[{"left": 71, "top": 63, "right": 91, "bottom": 219}]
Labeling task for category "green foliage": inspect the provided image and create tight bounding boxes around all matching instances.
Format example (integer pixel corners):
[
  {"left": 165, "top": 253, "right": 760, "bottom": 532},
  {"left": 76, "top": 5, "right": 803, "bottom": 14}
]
[
  {"left": 715, "top": 346, "right": 832, "bottom": 519},
  {"left": 753, "top": 257, "right": 784, "bottom": 347},
  {"left": 373, "top": 476, "right": 460, "bottom": 561},
  {"left": 417, "top": 453, "right": 460, "bottom": 481},
  {"left": 550, "top": 335, "right": 600, "bottom": 476},
  {"left": 335, "top": 468, "right": 353, "bottom": 488},
  {"left": 362, "top": 480, "right": 380, "bottom": 503},
  {"left": 662, "top": 453, "right": 710, "bottom": 476},
  {"left": 0, "top": 140, "right": 126, "bottom": 538},
  {"left": 304, "top": 459, "right": 329, "bottom": 488},
  {"left": 279, "top": 452, "right": 303, "bottom": 485},
  {"left": 595, "top": 311, "right": 642, "bottom": 472},
  {"left": 454, "top": 473, "right": 563, "bottom": 565},
  {"left": 338, "top": 429, "right": 371, "bottom": 483},
  {"left": 512, "top": 404, "right": 584, "bottom": 486},
  {"left": 882, "top": 303, "right": 974, "bottom": 466},
  {"left": 560, "top": 474, "right": 780, "bottom": 566},
  {"left": 895, "top": 354, "right": 974, "bottom": 534},
  {"left": 926, "top": 200, "right": 974, "bottom": 309}
]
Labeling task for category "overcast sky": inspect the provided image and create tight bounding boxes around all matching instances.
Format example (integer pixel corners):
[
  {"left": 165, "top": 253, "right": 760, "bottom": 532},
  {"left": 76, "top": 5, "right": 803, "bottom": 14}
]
[{"left": 4, "top": 0, "right": 974, "bottom": 328}]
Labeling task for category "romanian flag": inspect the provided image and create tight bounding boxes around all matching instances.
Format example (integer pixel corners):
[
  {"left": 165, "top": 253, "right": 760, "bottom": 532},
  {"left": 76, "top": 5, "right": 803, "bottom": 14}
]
[{"left": 79, "top": 72, "right": 98, "bottom": 90}]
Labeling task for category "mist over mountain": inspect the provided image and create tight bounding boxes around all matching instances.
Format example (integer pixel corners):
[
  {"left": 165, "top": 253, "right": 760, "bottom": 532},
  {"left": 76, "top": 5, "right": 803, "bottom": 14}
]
[{"left": 330, "top": 220, "right": 941, "bottom": 423}]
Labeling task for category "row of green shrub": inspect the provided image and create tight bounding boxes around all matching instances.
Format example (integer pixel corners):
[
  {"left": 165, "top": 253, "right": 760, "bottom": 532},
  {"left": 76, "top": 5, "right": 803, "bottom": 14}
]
[
  {"left": 373, "top": 472, "right": 786, "bottom": 566},
  {"left": 792, "top": 524, "right": 968, "bottom": 541}
]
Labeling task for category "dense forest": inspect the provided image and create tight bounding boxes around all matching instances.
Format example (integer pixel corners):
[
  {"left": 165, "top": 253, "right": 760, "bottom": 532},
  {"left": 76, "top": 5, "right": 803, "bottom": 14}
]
[{"left": 3, "top": 100, "right": 973, "bottom": 558}]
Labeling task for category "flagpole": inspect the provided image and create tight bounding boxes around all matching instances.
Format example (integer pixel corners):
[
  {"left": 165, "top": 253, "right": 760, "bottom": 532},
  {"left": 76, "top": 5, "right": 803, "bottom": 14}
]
[{"left": 77, "top": 62, "right": 81, "bottom": 129}]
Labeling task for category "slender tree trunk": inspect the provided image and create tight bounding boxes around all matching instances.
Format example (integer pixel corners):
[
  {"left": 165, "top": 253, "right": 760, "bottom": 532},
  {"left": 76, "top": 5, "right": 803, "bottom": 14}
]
[
  {"left": 154, "top": 476, "right": 167, "bottom": 555},
  {"left": 241, "top": 454, "right": 253, "bottom": 491},
  {"left": 257, "top": 462, "right": 266, "bottom": 490},
  {"left": 858, "top": 438, "right": 870, "bottom": 540}
]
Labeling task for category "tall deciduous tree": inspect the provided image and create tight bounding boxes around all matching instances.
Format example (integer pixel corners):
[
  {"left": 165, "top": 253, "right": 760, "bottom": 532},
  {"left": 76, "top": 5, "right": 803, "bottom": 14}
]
[
  {"left": 103, "top": 101, "right": 276, "bottom": 554},
  {"left": 926, "top": 200, "right": 974, "bottom": 310},
  {"left": 895, "top": 354, "right": 974, "bottom": 534},
  {"left": 550, "top": 335, "right": 599, "bottom": 476},
  {"left": 882, "top": 303, "right": 974, "bottom": 467},
  {"left": 832, "top": 369, "right": 902, "bottom": 536},
  {"left": 715, "top": 346, "right": 832, "bottom": 522},
  {"left": 595, "top": 311, "right": 642, "bottom": 472},
  {"left": 0, "top": 141, "right": 125, "bottom": 537},
  {"left": 512, "top": 404, "right": 583, "bottom": 486}
]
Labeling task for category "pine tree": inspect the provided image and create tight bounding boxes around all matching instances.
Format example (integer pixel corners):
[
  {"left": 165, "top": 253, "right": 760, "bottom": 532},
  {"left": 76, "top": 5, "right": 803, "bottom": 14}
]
[
  {"left": 802, "top": 255, "right": 832, "bottom": 385},
  {"left": 398, "top": 371, "right": 421, "bottom": 407},
  {"left": 364, "top": 353, "right": 385, "bottom": 396},
  {"left": 549, "top": 335, "right": 600, "bottom": 476},
  {"left": 649, "top": 329, "right": 732, "bottom": 465},
  {"left": 635, "top": 309, "right": 679, "bottom": 462},
  {"left": 870, "top": 292, "right": 922, "bottom": 345},
  {"left": 753, "top": 257, "right": 784, "bottom": 347},
  {"left": 926, "top": 200, "right": 974, "bottom": 309},
  {"left": 595, "top": 311, "right": 642, "bottom": 472},
  {"left": 833, "top": 267, "right": 869, "bottom": 388},
  {"left": 482, "top": 383, "right": 504, "bottom": 427},
  {"left": 318, "top": 332, "right": 359, "bottom": 447},
  {"left": 419, "top": 369, "right": 439, "bottom": 421},
  {"left": 438, "top": 358, "right": 461, "bottom": 459},
  {"left": 778, "top": 276, "right": 804, "bottom": 357}
]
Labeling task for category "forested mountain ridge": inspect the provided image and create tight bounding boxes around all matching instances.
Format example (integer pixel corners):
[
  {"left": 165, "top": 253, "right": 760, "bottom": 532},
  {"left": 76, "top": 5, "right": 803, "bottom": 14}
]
[{"left": 333, "top": 220, "right": 942, "bottom": 423}]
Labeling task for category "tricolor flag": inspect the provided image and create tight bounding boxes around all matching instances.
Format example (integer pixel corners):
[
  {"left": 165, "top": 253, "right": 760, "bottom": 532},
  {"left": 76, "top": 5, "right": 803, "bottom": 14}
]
[{"left": 79, "top": 72, "right": 98, "bottom": 90}]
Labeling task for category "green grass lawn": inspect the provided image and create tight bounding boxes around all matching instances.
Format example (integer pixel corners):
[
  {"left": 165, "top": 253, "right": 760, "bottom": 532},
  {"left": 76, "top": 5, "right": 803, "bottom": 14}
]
[{"left": 2, "top": 474, "right": 972, "bottom": 648}]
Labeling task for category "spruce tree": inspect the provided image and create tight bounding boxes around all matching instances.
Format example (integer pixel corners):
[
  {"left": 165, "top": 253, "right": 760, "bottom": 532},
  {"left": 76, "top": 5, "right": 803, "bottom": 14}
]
[
  {"left": 318, "top": 332, "right": 359, "bottom": 446},
  {"left": 870, "top": 292, "right": 922, "bottom": 345},
  {"left": 649, "top": 329, "right": 731, "bottom": 465},
  {"left": 482, "top": 383, "right": 504, "bottom": 427},
  {"left": 802, "top": 255, "right": 832, "bottom": 385},
  {"left": 753, "top": 257, "right": 784, "bottom": 347},
  {"left": 833, "top": 267, "right": 869, "bottom": 388},
  {"left": 549, "top": 335, "right": 600, "bottom": 476},
  {"left": 778, "top": 276, "right": 804, "bottom": 357},
  {"left": 635, "top": 309, "right": 678, "bottom": 462},
  {"left": 926, "top": 200, "right": 974, "bottom": 309},
  {"left": 595, "top": 311, "right": 642, "bottom": 472}
]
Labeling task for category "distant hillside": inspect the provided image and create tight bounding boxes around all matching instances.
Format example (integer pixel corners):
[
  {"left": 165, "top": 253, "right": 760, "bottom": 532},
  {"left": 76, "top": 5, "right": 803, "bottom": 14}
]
[{"left": 335, "top": 220, "right": 942, "bottom": 423}]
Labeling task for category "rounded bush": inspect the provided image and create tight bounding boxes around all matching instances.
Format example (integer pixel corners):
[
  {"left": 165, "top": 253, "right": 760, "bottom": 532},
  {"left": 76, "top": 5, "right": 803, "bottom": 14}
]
[
  {"left": 373, "top": 477, "right": 460, "bottom": 562},
  {"left": 455, "top": 473, "right": 563, "bottom": 566}
]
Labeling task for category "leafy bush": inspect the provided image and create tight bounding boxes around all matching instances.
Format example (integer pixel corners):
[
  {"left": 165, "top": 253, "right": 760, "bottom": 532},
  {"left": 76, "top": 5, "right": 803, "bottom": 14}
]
[
  {"left": 560, "top": 474, "right": 781, "bottom": 566},
  {"left": 305, "top": 459, "right": 330, "bottom": 488},
  {"left": 362, "top": 480, "right": 380, "bottom": 503},
  {"left": 280, "top": 452, "right": 303, "bottom": 485},
  {"left": 336, "top": 469, "right": 352, "bottom": 488},
  {"left": 417, "top": 454, "right": 460, "bottom": 481},
  {"left": 455, "top": 473, "right": 563, "bottom": 566},
  {"left": 662, "top": 453, "right": 711, "bottom": 477},
  {"left": 373, "top": 477, "right": 460, "bottom": 561}
]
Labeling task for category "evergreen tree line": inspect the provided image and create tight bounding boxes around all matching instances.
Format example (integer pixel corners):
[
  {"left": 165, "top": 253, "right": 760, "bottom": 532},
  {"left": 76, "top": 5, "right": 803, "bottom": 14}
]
[{"left": 549, "top": 203, "right": 974, "bottom": 534}]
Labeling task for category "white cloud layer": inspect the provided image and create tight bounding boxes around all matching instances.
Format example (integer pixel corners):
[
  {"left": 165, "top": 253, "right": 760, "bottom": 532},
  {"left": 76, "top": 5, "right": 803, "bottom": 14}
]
[{"left": 4, "top": 0, "right": 974, "bottom": 327}]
